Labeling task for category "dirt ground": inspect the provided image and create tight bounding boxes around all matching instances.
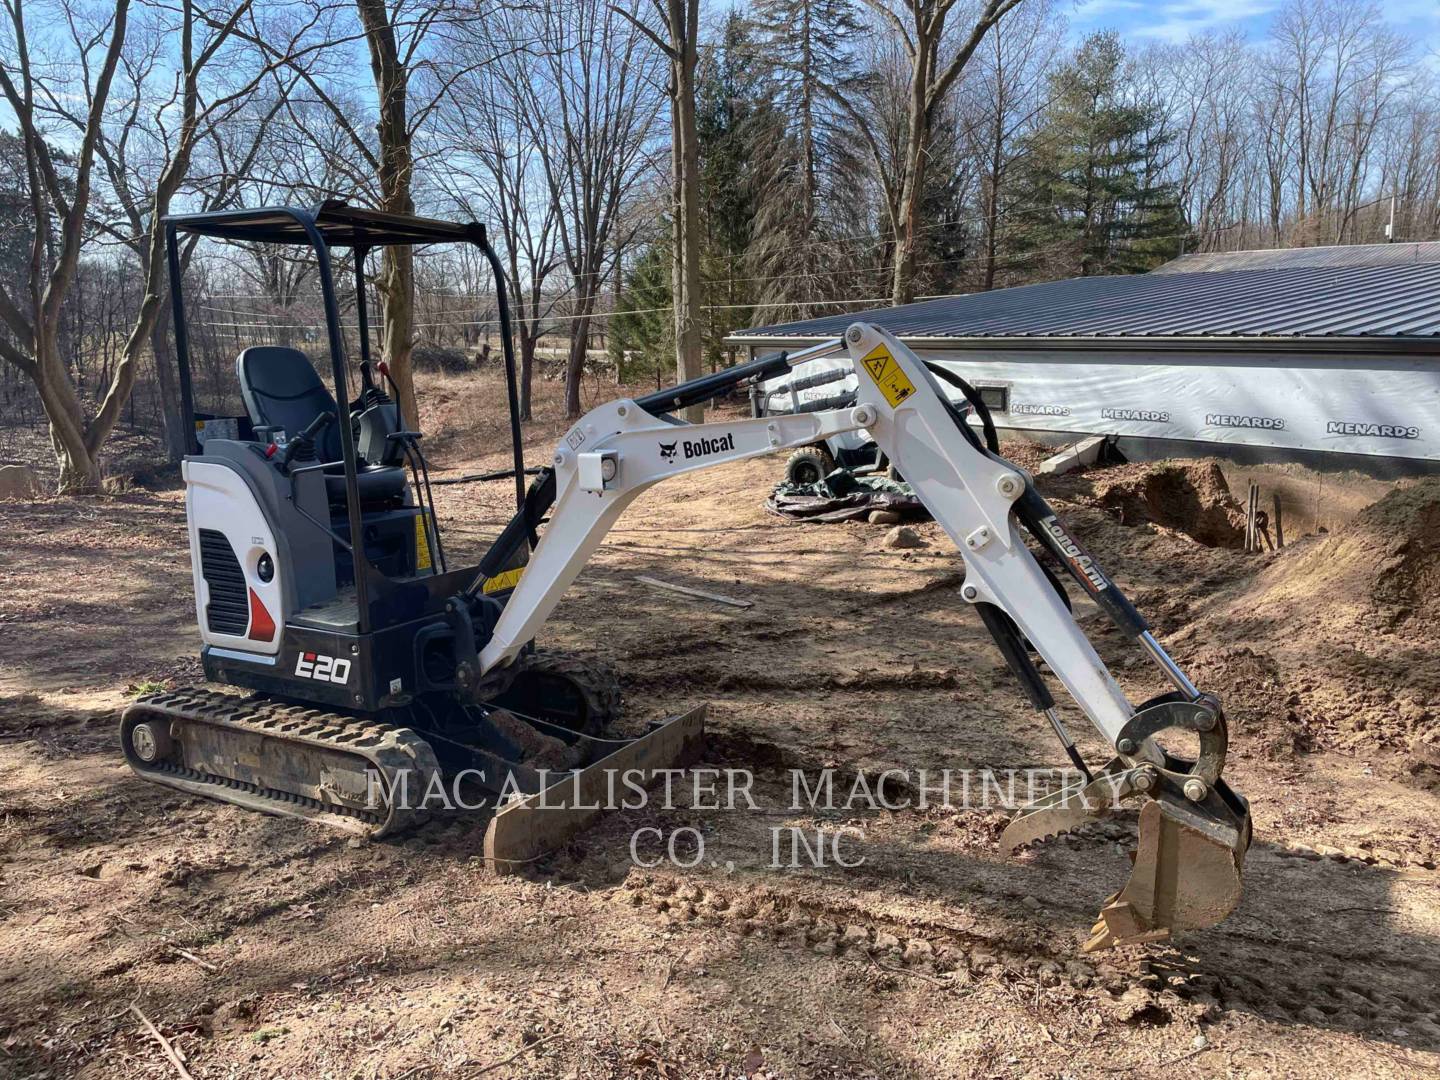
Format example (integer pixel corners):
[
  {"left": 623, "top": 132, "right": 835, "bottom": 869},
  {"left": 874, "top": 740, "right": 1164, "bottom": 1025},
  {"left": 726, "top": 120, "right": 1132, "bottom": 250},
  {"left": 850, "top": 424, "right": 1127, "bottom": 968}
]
[{"left": 1, "top": 373, "right": 1439, "bottom": 1079}]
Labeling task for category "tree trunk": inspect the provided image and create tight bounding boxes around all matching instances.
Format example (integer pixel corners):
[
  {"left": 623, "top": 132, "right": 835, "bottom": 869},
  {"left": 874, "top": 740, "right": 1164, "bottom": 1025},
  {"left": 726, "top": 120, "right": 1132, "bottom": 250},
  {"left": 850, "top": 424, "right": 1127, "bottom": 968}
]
[
  {"left": 890, "top": 80, "right": 930, "bottom": 306},
  {"left": 355, "top": 0, "right": 418, "bottom": 427},
  {"left": 518, "top": 327, "right": 536, "bottom": 422},
  {"left": 376, "top": 242, "right": 416, "bottom": 421},
  {"left": 668, "top": 0, "right": 704, "bottom": 422},
  {"left": 150, "top": 297, "right": 189, "bottom": 462},
  {"left": 35, "top": 340, "right": 103, "bottom": 493},
  {"left": 565, "top": 313, "right": 591, "bottom": 418}
]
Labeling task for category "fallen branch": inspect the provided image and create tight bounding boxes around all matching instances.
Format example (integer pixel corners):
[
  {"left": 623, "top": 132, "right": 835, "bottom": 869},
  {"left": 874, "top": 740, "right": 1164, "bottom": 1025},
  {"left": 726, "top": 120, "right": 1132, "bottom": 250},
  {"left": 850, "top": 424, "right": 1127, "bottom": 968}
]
[
  {"left": 129, "top": 1004, "right": 195, "bottom": 1080},
  {"left": 168, "top": 946, "right": 218, "bottom": 973},
  {"left": 466, "top": 1033, "right": 561, "bottom": 1076},
  {"left": 634, "top": 575, "right": 753, "bottom": 609}
]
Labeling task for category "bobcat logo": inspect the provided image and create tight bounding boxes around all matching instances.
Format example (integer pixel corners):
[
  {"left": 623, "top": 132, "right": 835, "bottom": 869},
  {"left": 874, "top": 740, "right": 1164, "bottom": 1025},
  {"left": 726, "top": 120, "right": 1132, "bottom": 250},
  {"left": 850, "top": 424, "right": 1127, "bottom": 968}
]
[{"left": 658, "top": 441, "right": 678, "bottom": 462}]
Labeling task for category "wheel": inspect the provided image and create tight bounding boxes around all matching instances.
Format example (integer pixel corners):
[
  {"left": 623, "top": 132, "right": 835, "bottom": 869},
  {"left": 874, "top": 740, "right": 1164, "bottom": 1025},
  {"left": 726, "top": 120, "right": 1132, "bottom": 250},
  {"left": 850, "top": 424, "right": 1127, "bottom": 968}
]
[
  {"left": 129, "top": 720, "right": 174, "bottom": 764},
  {"left": 785, "top": 445, "right": 836, "bottom": 486}
]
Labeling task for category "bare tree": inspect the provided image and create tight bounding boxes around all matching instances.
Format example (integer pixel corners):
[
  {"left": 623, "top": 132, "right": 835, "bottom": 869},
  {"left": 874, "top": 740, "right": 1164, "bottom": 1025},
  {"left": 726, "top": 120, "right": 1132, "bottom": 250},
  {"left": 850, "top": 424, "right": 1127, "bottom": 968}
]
[
  {"left": 960, "top": 0, "right": 1056, "bottom": 289},
  {"left": 831, "top": 0, "right": 1025, "bottom": 303},
  {"left": 92, "top": 3, "right": 304, "bottom": 460},
  {"left": 228, "top": 0, "right": 468, "bottom": 427},
  {"left": 436, "top": 51, "right": 562, "bottom": 421},
  {"left": 508, "top": 0, "right": 662, "bottom": 419},
  {"left": 616, "top": 0, "right": 703, "bottom": 420},
  {"left": 0, "top": 0, "right": 130, "bottom": 492}
]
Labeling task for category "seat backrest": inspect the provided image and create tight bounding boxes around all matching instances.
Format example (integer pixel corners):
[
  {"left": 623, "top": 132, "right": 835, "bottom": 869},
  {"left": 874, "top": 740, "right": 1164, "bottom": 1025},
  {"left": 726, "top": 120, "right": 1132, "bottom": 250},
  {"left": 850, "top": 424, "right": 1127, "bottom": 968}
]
[{"left": 237, "top": 347, "right": 342, "bottom": 462}]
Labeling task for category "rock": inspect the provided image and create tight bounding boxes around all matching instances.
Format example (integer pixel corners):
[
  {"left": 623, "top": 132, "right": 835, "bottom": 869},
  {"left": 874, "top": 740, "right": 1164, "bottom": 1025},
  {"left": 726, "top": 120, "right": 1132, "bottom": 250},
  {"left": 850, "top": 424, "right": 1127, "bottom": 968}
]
[
  {"left": 871, "top": 930, "right": 901, "bottom": 954},
  {"left": 0, "top": 465, "right": 40, "bottom": 500},
  {"left": 1192, "top": 1034, "right": 1209, "bottom": 1050},
  {"left": 842, "top": 924, "right": 870, "bottom": 947},
  {"left": 812, "top": 939, "right": 837, "bottom": 956},
  {"left": 883, "top": 525, "right": 925, "bottom": 549},
  {"left": 868, "top": 509, "right": 902, "bottom": 525},
  {"left": 902, "top": 938, "right": 933, "bottom": 964},
  {"left": 1020, "top": 895, "right": 1042, "bottom": 911}
]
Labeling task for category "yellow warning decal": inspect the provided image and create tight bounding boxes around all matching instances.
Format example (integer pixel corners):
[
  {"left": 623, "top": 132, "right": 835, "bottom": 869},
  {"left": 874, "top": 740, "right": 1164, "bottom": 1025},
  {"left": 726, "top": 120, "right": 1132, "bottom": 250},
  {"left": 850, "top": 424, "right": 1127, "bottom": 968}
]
[
  {"left": 482, "top": 565, "right": 525, "bottom": 595},
  {"left": 414, "top": 514, "right": 433, "bottom": 571},
  {"left": 858, "top": 343, "right": 916, "bottom": 409}
]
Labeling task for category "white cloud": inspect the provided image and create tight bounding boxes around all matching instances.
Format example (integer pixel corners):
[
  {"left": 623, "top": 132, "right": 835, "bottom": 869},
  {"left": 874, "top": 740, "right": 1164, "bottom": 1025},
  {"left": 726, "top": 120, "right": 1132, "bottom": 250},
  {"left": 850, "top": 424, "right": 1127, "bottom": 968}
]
[
  {"left": 1128, "top": 0, "right": 1275, "bottom": 43},
  {"left": 1072, "top": 0, "right": 1146, "bottom": 17}
]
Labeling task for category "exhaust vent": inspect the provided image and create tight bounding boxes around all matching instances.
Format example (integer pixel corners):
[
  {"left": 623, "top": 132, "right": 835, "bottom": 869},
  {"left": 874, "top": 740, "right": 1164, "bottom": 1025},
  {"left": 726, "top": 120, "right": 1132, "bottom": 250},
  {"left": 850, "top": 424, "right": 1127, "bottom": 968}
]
[{"left": 198, "top": 529, "right": 248, "bottom": 635}]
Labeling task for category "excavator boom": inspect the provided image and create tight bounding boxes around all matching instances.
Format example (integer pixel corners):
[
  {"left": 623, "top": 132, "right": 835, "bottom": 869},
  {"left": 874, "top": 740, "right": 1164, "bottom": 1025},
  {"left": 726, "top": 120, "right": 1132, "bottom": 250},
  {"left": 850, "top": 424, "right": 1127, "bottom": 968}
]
[{"left": 475, "top": 323, "right": 1250, "bottom": 949}]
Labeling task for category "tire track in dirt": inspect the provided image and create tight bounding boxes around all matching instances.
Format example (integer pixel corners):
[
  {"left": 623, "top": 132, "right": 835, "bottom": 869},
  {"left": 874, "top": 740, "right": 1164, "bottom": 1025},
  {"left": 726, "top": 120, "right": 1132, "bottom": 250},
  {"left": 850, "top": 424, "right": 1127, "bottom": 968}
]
[{"left": 616, "top": 866, "right": 1440, "bottom": 1049}]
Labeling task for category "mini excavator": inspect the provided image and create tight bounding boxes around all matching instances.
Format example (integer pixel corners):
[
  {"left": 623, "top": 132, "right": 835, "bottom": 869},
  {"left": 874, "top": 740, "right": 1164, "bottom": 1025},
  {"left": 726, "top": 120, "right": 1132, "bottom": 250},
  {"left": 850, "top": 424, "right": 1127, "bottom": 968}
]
[{"left": 123, "top": 203, "right": 1250, "bottom": 951}]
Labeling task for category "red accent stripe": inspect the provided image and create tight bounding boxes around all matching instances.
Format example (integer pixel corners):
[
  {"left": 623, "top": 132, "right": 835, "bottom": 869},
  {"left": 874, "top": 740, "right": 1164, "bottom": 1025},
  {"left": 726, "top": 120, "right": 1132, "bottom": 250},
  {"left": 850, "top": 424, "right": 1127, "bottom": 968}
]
[{"left": 247, "top": 588, "right": 276, "bottom": 642}]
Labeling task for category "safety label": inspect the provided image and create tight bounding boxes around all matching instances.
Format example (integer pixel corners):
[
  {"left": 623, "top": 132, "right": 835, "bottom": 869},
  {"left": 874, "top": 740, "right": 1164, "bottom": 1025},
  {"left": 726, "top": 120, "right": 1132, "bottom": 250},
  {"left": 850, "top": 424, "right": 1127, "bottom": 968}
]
[
  {"left": 414, "top": 514, "right": 433, "bottom": 571},
  {"left": 859, "top": 344, "right": 916, "bottom": 409},
  {"left": 482, "top": 566, "right": 525, "bottom": 595}
]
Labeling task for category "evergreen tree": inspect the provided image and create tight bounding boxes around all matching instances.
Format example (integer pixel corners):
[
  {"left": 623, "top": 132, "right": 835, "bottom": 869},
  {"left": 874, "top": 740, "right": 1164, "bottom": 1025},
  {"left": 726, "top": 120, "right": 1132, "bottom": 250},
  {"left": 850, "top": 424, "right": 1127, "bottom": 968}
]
[
  {"left": 696, "top": 14, "right": 765, "bottom": 361},
  {"left": 609, "top": 243, "right": 674, "bottom": 386},
  {"left": 746, "top": 0, "right": 861, "bottom": 314},
  {"left": 1014, "top": 32, "right": 1185, "bottom": 276}
]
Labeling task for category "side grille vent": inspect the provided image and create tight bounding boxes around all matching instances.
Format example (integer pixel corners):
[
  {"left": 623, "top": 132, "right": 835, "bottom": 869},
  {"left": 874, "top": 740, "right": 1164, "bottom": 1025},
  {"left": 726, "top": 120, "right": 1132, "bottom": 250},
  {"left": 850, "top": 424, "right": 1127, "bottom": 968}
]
[{"left": 198, "top": 529, "right": 248, "bottom": 635}]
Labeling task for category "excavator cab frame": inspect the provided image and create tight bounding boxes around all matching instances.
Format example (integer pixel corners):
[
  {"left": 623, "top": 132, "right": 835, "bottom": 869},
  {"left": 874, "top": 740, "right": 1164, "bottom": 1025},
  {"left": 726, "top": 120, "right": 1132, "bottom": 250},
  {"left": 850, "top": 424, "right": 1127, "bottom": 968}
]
[{"left": 163, "top": 200, "right": 531, "bottom": 648}]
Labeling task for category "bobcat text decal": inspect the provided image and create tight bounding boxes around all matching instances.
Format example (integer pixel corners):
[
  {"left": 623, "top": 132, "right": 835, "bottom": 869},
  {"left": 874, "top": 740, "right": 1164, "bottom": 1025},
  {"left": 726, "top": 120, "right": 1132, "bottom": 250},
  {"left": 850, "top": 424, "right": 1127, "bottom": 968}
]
[{"left": 659, "top": 432, "right": 737, "bottom": 462}]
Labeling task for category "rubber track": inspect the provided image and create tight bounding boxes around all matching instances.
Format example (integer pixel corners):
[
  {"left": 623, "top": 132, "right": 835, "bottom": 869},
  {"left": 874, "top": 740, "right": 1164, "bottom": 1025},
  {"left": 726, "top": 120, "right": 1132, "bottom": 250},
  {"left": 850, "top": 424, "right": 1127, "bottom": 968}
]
[{"left": 120, "top": 688, "right": 441, "bottom": 838}]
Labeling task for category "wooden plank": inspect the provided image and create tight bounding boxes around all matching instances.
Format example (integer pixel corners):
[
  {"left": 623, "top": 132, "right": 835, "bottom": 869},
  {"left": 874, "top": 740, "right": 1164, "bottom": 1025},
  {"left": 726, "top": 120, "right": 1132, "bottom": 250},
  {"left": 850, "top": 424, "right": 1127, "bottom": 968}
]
[
  {"left": 483, "top": 705, "right": 707, "bottom": 874},
  {"left": 634, "top": 575, "right": 753, "bottom": 609}
]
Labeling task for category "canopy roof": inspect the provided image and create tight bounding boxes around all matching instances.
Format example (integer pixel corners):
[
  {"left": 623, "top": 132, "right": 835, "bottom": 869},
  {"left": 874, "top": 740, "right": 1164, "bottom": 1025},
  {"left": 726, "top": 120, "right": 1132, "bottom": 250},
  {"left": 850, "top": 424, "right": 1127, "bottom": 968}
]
[{"left": 164, "top": 201, "right": 481, "bottom": 248}]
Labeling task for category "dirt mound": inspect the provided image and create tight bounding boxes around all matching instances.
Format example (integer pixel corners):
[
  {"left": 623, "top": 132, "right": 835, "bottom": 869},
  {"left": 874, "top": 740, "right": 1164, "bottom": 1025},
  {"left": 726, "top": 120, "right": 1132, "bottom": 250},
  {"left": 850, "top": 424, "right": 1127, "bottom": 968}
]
[
  {"left": 1085, "top": 461, "right": 1246, "bottom": 547},
  {"left": 1242, "top": 478, "right": 1440, "bottom": 632},
  {"left": 1185, "top": 479, "right": 1440, "bottom": 772}
]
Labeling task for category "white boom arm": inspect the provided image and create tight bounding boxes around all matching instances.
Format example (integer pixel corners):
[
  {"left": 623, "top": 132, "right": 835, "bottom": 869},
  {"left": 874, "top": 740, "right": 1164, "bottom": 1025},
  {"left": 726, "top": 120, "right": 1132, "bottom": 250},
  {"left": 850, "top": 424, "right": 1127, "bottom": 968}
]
[{"left": 480, "top": 324, "right": 1138, "bottom": 748}]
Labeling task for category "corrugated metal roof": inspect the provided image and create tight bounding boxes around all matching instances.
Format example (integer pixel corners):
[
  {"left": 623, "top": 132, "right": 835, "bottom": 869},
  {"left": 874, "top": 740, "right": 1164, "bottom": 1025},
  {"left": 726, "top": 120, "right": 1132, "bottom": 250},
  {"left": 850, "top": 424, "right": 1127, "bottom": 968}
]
[
  {"left": 1153, "top": 242, "right": 1440, "bottom": 274},
  {"left": 728, "top": 262, "right": 1440, "bottom": 344}
]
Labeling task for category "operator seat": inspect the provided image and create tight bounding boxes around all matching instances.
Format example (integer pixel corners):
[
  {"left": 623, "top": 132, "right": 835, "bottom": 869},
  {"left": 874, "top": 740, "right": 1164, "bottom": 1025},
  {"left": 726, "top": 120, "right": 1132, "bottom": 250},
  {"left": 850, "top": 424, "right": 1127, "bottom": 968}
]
[{"left": 236, "top": 347, "right": 407, "bottom": 503}]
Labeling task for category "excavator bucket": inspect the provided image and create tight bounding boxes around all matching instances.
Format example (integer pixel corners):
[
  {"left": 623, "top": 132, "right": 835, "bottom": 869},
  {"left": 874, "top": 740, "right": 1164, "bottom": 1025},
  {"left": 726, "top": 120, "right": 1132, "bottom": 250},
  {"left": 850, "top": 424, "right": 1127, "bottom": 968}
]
[
  {"left": 1003, "top": 759, "right": 1251, "bottom": 951},
  {"left": 1084, "top": 796, "right": 1248, "bottom": 951}
]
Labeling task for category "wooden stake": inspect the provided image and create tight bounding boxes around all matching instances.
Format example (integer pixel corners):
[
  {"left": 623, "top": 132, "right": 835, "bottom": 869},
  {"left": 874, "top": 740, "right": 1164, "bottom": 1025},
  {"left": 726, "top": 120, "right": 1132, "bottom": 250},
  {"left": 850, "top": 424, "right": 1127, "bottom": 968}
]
[
  {"left": 129, "top": 1004, "right": 195, "bottom": 1080},
  {"left": 1272, "top": 492, "right": 1284, "bottom": 548}
]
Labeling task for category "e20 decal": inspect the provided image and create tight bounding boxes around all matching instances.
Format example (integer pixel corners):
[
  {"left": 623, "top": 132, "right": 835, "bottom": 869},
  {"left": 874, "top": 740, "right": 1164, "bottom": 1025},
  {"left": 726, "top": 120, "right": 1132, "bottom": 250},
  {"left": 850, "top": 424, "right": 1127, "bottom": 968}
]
[{"left": 295, "top": 651, "right": 351, "bottom": 684}]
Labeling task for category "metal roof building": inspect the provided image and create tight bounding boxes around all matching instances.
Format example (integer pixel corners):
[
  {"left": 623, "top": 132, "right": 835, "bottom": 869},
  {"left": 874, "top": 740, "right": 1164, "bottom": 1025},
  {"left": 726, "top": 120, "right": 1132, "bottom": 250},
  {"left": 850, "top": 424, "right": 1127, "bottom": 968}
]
[
  {"left": 728, "top": 262, "right": 1440, "bottom": 350},
  {"left": 726, "top": 245, "right": 1440, "bottom": 471},
  {"left": 1152, "top": 241, "right": 1440, "bottom": 275}
]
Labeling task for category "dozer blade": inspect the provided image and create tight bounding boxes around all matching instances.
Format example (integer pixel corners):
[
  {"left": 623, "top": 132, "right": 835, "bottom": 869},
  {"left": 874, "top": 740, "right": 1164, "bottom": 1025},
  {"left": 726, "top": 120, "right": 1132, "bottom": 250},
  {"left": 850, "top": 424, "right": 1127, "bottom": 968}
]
[
  {"left": 1084, "top": 784, "right": 1250, "bottom": 952},
  {"left": 485, "top": 704, "right": 706, "bottom": 873}
]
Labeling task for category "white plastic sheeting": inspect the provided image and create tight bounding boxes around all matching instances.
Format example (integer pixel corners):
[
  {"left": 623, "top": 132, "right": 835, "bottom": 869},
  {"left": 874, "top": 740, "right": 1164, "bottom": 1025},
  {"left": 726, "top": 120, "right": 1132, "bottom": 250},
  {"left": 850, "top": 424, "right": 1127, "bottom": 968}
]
[{"left": 760, "top": 347, "right": 1440, "bottom": 463}]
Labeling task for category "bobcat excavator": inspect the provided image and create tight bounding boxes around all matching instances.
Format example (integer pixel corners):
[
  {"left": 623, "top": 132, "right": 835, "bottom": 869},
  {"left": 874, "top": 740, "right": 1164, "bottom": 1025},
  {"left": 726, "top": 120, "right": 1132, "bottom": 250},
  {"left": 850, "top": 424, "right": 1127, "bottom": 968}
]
[{"left": 122, "top": 202, "right": 1250, "bottom": 952}]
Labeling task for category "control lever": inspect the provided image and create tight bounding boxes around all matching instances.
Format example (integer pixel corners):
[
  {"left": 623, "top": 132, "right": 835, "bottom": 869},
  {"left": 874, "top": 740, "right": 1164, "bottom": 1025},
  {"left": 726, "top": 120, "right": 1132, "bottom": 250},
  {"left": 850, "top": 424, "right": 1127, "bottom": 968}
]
[{"left": 278, "top": 412, "right": 334, "bottom": 467}]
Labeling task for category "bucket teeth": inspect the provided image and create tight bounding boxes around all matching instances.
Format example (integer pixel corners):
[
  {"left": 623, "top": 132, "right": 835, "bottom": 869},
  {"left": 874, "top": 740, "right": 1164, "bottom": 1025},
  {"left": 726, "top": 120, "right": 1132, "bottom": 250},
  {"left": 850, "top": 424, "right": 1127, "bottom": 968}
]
[{"left": 1000, "top": 757, "right": 1135, "bottom": 852}]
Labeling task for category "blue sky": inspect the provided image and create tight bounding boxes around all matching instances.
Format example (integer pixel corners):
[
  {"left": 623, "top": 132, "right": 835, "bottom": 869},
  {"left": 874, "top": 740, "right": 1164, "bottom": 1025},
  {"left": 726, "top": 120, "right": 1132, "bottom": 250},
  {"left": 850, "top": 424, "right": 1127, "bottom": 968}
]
[{"left": 1070, "top": 0, "right": 1440, "bottom": 52}]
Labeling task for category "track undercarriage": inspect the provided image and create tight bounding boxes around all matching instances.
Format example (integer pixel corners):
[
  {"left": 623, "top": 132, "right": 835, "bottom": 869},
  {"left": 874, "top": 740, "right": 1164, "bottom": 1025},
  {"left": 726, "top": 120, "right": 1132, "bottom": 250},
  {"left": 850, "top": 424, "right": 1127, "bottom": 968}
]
[{"left": 120, "top": 652, "right": 704, "bottom": 866}]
